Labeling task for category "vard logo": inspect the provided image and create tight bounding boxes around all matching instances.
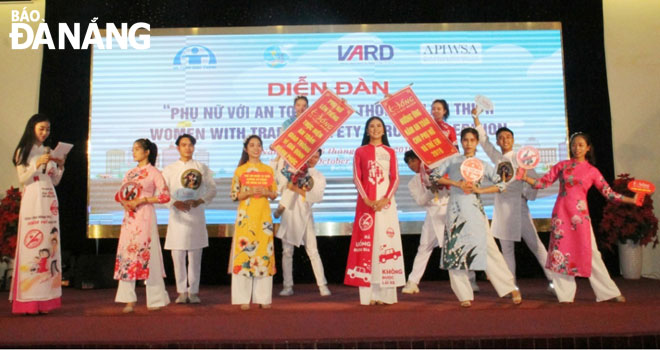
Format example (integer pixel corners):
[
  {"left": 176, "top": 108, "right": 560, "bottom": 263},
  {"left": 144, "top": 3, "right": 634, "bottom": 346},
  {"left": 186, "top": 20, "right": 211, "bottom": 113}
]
[
  {"left": 420, "top": 43, "right": 482, "bottom": 64},
  {"left": 338, "top": 44, "right": 394, "bottom": 61}
]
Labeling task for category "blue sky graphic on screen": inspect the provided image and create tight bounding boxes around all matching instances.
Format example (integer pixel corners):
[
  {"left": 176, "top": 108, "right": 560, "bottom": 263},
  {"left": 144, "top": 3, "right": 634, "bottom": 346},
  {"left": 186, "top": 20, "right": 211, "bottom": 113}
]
[{"left": 89, "top": 25, "right": 567, "bottom": 227}]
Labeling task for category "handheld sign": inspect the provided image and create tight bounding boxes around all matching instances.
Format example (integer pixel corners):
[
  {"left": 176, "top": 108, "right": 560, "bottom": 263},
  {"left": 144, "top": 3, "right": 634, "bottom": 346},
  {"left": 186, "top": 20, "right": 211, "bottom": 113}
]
[
  {"left": 380, "top": 86, "right": 458, "bottom": 168},
  {"left": 515, "top": 146, "right": 541, "bottom": 180},
  {"left": 460, "top": 157, "right": 484, "bottom": 193},
  {"left": 475, "top": 95, "right": 494, "bottom": 112},
  {"left": 497, "top": 161, "right": 514, "bottom": 183},
  {"left": 271, "top": 89, "right": 354, "bottom": 172},
  {"left": 240, "top": 172, "right": 274, "bottom": 198},
  {"left": 628, "top": 180, "right": 655, "bottom": 207},
  {"left": 119, "top": 182, "right": 141, "bottom": 202}
]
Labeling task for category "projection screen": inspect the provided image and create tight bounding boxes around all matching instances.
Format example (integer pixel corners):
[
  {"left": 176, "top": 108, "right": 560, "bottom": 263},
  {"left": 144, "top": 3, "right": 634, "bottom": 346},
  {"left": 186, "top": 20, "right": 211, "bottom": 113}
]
[{"left": 88, "top": 22, "right": 567, "bottom": 238}]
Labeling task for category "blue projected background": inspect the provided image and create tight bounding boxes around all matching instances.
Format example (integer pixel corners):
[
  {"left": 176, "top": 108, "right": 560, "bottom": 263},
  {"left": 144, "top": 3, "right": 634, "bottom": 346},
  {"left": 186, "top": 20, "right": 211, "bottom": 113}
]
[{"left": 89, "top": 24, "right": 566, "bottom": 227}]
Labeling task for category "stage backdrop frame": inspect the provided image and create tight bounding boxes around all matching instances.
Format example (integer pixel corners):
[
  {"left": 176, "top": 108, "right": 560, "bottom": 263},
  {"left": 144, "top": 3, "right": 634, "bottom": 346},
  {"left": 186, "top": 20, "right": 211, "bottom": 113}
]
[{"left": 87, "top": 22, "right": 567, "bottom": 238}]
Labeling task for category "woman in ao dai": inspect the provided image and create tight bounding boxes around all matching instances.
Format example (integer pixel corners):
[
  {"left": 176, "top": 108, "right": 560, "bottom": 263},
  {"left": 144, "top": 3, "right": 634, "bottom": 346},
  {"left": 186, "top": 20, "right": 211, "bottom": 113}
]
[
  {"left": 230, "top": 135, "right": 278, "bottom": 310},
  {"left": 114, "top": 139, "right": 171, "bottom": 313},
  {"left": 10, "top": 114, "right": 65, "bottom": 315},
  {"left": 430, "top": 128, "right": 520, "bottom": 307},
  {"left": 344, "top": 117, "right": 405, "bottom": 305},
  {"left": 520, "top": 133, "right": 636, "bottom": 303}
]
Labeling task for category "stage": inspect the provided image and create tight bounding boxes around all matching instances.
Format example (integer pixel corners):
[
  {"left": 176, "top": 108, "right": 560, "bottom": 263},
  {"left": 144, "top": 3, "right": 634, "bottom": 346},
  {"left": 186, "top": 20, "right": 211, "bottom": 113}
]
[{"left": 1, "top": 278, "right": 660, "bottom": 348}]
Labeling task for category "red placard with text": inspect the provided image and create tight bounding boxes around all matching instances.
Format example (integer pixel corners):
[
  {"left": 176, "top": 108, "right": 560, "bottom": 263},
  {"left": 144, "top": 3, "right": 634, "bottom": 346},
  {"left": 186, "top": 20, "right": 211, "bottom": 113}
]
[
  {"left": 240, "top": 172, "right": 274, "bottom": 188},
  {"left": 628, "top": 179, "right": 655, "bottom": 207},
  {"left": 271, "top": 89, "right": 355, "bottom": 172},
  {"left": 380, "top": 86, "right": 458, "bottom": 167}
]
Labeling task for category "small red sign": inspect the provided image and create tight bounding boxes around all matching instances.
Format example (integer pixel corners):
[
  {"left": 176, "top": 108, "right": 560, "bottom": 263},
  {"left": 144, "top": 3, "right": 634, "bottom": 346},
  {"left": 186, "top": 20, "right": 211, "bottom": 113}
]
[
  {"left": 240, "top": 171, "right": 274, "bottom": 188},
  {"left": 628, "top": 180, "right": 655, "bottom": 194},
  {"left": 628, "top": 179, "right": 655, "bottom": 207}
]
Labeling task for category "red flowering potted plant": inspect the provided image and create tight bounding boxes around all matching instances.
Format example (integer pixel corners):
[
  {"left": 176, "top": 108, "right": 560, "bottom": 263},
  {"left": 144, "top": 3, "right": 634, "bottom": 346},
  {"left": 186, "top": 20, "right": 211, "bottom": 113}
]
[
  {"left": 0, "top": 187, "right": 21, "bottom": 290},
  {"left": 599, "top": 174, "right": 658, "bottom": 279}
]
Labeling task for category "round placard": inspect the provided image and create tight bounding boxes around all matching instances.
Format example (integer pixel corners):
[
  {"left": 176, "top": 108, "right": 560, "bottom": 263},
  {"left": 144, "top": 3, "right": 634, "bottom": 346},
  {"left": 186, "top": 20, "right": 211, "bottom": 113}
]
[
  {"left": 475, "top": 95, "right": 494, "bottom": 111},
  {"left": 628, "top": 180, "right": 655, "bottom": 194},
  {"left": 460, "top": 158, "right": 484, "bottom": 182},
  {"left": 516, "top": 146, "right": 540, "bottom": 170},
  {"left": 497, "top": 161, "right": 514, "bottom": 183},
  {"left": 118, "top": 181, "right": 141, "bottom": 202}
]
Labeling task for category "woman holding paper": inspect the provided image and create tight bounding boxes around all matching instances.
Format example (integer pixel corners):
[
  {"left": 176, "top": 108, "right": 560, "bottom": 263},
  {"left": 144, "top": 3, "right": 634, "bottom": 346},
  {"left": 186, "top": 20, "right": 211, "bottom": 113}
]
[
  {"left": 430, "top": 128, "right": 520, "bottom": 308},
  {"left": 10, "top": 114, "right": 66, "bottom": 314},
  {"left": 230, "top": 135, "right": 278, "bottom": 310},
  {"left": 344, "top": 116, "right": 405, "bottom": 305},
  {"left": 114, "top": 138, "right": 171, "bottom": 313},
  {"left": 519, "top": 132, "right": 637, "bottom": 303}
]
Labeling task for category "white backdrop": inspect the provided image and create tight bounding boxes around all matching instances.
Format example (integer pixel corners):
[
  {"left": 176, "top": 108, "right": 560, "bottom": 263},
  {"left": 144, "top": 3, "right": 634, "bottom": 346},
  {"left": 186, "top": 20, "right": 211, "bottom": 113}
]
[{"left": 604, "top": 0, "right": 660, "bottom": 279}]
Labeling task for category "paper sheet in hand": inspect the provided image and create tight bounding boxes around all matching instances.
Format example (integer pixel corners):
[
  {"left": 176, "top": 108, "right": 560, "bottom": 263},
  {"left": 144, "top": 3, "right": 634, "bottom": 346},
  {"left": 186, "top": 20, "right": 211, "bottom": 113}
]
[{"left": 51, "top": 142, "right": 73, "bottom": 160}]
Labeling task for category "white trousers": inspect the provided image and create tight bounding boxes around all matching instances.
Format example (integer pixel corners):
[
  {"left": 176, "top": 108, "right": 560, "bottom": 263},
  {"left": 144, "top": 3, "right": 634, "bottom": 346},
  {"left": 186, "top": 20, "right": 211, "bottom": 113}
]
[
  {"left": 171, "top": 249, "right": 203, "bottom": 294},
  {"left": 407, "top": 232, "right": 439, "bottom": 285},
  {"left": 359, "top": 284, "right": 397, "bottom": 305},
  {"left": 407, "top": 232, "right": 477, "bottom": 286},
  {"left": 448, "top": 230, "right": 517, "bottom": 302},
  {"left": 231, "top": 274, "right": 273, "bottom": 305},
  {"left": 281, "top": 230, "right": 327, "bottom": 288},
  {"left": 499, "top": 216, "right": 552, "bottom": 281},
  {"left": 115, "top": 229, "right": 170, "bottom": 308},
  {"left": 551, "top": 228, "right": 621, "bottom": 302}
]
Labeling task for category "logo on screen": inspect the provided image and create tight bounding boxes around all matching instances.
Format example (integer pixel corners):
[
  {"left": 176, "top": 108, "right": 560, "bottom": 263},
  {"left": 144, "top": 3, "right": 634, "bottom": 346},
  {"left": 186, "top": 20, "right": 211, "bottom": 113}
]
[
  {"left": 173, "top": 45, "right": 217, "bottom": 70},
  {"left": 264, "top": 46, "right": 289, "bottom": 68},
  {"left": 338, "top": 44, "right": 394, "bottom": 62},
  {"left": 420, "top": 43, "right": 482, "bottom": 64}
]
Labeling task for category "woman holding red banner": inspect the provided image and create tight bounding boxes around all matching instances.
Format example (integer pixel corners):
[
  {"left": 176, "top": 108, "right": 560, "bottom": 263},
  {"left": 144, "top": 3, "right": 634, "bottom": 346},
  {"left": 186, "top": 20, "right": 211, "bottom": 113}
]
[
  {"left": 281, "top": 95, "right": 308, "bottom": 131},
  {"left": 345, "top": 116, "right": 405, "bottom": 305},
  {"left": 519, "top": 132, "right": 637, "bottom": 303},
  {"left": 430, "top": 128, "right": 520, "bottom": 308},
  {"left": 402, "top": 99, "right": 481, "bottom": 294},
  {"left": 431, "top": 99, "right": 458, "bottom": 149},
  {"left": 230, "top": 135, "right": 278, "bottom": 310}
]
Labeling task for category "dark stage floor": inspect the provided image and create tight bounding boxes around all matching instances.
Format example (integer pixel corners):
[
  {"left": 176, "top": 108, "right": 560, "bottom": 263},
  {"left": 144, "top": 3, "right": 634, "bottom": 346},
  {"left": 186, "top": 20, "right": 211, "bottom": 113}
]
[{"left": 1, "top": 278, "right": 660, "bottom": 348}]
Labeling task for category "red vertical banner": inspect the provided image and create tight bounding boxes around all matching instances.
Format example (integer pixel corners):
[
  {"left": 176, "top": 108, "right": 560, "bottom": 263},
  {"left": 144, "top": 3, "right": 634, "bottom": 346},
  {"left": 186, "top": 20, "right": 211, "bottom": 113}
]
[
  {"left": 380, "top": 86, "right": 458, "bottom": 167},
  {"left": 271, "top": 90, "right": 355, "bottom": 171}
]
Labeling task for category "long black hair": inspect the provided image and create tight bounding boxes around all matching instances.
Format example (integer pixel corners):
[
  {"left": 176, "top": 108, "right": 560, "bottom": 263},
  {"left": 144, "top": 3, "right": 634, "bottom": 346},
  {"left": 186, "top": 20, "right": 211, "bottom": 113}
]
[
  {"left": 432, "top": 99, "right": 450, "bottom": 121},
  {"left": 238, "top": 135, "right": 263, "bottom": 166},
  {"left": 360, "top": 116, "right": 390, "bottom": 147},
  {"left": 13, "top": 114, "right": 51, "bottom": 166},
  {"left": 569, "top": 132, "right": 596, "bottom": 165},
  {"left": 134, "top": 138, "right": 158, "bottom": 166}
]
